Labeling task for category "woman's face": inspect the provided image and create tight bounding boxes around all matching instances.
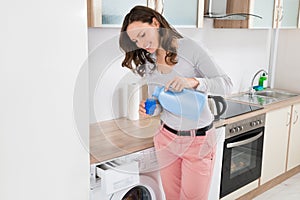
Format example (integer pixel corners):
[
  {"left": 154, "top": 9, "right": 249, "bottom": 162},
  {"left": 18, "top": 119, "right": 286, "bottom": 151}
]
[{"left": 126, "top": 19, "right": 160, "bottom": 54}]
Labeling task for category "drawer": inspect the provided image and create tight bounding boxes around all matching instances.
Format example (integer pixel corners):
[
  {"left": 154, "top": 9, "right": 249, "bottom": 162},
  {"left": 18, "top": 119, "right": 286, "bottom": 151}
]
[{"left": 96, "top": 159, "right": 139, "bottom": 194}]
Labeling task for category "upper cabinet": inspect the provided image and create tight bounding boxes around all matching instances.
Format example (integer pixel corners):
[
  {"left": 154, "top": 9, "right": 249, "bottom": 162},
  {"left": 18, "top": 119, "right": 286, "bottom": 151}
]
[
  {"left": 87, "top": 0, "right": 205, "bottom": 28},
  {"left": 160, "top": 0, "right": 203, "bottom": 28},
  {"left": 249, "top": 0, "right": 275, "bottom": 28},
  {"left": 209, "top": 0, "right": 300, "bottom": 29},
  {"left": 275, "top": 0, "right": 300, "bottom": 29},
  {"left": 87, "top": 0, "right": 148, "bottom": 27},
  {"left": 87, "top": 0, "right": 299, "bottom": 29}
]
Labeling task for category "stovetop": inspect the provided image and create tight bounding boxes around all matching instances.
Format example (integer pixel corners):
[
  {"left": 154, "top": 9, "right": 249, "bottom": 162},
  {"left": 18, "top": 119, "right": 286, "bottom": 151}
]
[{"left": 220, "top": 100, "right": 263, "bottom": 120}]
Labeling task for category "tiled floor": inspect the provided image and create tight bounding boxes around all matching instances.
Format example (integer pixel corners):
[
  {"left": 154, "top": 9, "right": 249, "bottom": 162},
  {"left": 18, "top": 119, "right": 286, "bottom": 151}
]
[{"left": 254, "top": 173, "right": 300, "bottom": 200}]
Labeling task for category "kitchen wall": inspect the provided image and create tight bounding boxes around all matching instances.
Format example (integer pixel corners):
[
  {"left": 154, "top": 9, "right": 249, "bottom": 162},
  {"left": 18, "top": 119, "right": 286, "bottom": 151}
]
[
  {"left": 274, "top": 29, "right": 300, "bottom": 92},
  {"left": 89, "top": 19, "right": 272, "bottom": 122}
]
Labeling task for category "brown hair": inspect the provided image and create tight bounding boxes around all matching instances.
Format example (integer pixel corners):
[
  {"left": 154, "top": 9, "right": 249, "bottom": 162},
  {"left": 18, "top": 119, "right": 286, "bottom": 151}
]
[{"left": 119, "top": 6, "right": 182, "bottom": 76}]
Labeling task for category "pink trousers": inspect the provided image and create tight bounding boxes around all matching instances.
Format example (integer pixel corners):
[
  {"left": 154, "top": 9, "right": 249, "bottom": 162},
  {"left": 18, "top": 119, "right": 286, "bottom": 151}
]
[{"left": 154, "top": 124, "right": 216, "bottom": 200}]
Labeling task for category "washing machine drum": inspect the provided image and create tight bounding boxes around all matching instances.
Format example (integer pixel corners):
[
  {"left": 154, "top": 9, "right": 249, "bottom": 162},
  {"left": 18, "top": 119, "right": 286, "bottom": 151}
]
[{"left": 110, "top": 176, "right": 162, "bottom": 200}]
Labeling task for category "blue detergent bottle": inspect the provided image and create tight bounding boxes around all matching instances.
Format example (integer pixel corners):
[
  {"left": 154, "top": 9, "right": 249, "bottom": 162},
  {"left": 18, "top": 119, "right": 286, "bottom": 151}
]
[{"left": 152, "top": 86, "right": 206, "bottom": 121}]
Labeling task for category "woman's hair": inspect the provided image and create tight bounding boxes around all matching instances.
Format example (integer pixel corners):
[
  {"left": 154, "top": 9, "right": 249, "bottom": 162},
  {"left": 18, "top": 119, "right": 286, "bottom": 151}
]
[{"left": 119, "top": 6, "right": 182, "bottom": 76}]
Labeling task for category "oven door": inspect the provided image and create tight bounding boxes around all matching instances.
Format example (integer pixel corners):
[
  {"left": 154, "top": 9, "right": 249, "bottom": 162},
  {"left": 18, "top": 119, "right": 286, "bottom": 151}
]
[{"left": 220, "top": 127, "right": 264, "bottom": 198}]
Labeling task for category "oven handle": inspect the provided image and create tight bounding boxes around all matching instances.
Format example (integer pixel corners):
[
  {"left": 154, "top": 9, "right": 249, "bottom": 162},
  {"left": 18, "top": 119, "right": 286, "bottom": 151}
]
[{"left": 226, "top": 132, "right": 263, "bottom": 148}]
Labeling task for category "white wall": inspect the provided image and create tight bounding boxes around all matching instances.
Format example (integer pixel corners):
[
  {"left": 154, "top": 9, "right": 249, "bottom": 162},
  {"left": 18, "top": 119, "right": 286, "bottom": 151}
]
[
  {"left": 0, "top": 1, "right": 90, "bottom": 200},
  {"left": 89, "top": 19, "right": 271, "bottom": 122},
  {"left": 274, "top": 29, "right": 300, "bottom": 92}
]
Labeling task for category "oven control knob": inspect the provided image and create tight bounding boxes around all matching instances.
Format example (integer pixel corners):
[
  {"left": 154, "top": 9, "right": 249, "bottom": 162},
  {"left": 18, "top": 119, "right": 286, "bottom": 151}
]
[
  {"left": 230, "top": 128, "right": 236, "bottom": 133},
  {"left": 250, "top": 121, "right": 257, "bottom": 127},
  {"left": 256, "top": 120, "right": 261, "bottom": 125},
  {"left": 236, "top": 126, "right": 242, "bottom": 132},
  {"left": 239, "top": 126, "right": 244, "bottom": 131}
]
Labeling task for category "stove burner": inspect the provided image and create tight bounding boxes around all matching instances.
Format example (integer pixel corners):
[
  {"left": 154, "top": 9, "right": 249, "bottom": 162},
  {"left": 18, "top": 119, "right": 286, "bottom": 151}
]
[{"left": 220, "top": 100, "right": 263, "bottom": 119}]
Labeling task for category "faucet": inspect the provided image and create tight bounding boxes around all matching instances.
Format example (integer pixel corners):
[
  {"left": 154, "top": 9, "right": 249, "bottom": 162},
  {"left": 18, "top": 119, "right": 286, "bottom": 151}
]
[{"left": 249, "top": 69, "right": 268, "bottom": 96}]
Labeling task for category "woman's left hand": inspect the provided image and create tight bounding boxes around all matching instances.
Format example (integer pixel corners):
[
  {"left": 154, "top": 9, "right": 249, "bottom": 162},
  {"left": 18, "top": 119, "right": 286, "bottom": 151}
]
[{"left": 165, "top": 76, "right": 199, "bottom": 92}]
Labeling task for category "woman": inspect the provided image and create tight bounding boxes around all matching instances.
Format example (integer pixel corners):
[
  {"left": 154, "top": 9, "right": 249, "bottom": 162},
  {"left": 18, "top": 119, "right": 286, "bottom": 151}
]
[{"left": 119, "top": 6, "right": 232, "bottom": 200}]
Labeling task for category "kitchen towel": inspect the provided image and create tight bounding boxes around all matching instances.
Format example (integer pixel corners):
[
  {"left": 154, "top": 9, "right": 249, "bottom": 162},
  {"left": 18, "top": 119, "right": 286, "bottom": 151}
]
[{"left": 127, "top": 82, "right": 141, "bottom": 120}]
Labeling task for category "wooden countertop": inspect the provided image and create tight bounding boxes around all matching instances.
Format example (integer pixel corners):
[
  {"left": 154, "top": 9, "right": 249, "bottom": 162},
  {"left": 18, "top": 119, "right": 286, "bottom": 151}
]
[
  {"left": 90, "top": 93, "right": 300, "bottom": 164},
  {"left": 90, "top": 116, "right": 160, "bottom": 164}
]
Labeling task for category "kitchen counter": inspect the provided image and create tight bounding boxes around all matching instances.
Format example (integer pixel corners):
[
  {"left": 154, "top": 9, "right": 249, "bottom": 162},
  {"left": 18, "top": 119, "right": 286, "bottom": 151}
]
[
  {"left": 90, "top": 94, "right": 300, "bottom": 164},
  {"left": 90, "top": 116, "right": 159, "bottom": 164}
]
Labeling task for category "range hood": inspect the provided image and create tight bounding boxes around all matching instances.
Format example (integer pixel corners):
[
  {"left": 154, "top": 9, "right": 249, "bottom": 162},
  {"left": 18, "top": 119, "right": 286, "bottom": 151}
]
[{"left": 204, "top": 0, "right": 262, "bottom": 20}]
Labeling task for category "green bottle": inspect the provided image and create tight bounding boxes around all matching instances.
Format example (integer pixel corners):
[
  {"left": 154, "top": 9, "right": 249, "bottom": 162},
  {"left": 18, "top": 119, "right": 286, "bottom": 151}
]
[{"left": 259, "top": 73, "right": 267, "bottom": 89}]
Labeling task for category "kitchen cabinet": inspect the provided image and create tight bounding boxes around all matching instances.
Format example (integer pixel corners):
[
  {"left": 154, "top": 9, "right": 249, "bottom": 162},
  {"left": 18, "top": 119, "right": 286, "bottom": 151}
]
[
  {"left": 212, "top": 0, "right": 300, "bottom": 29},
  {"left": 87, "top": 0, "right": 148, "bottom": 27},
  {"left": 273, "top": 0, "right": 300, "bottom": 28},
  {"left": 287, "top": 103, "right": 300, "bottom": 170},
  {"left": 262, "top": 103, "right": 300, "bottom": 180},
  {"left": 160, "top": 0, "right": 203, "bottom": 27},
  {"left": 260, "top": 106, "right": 291, "bottom": 184},
  {"left": 87, "top": 0, "right": 204, "bottom": 28},
  {"left": 208, "top": 127, "right": 225, "bottom": 200},
  {"left": 249, "top": 0, "right": 275, "bottom": 29}
]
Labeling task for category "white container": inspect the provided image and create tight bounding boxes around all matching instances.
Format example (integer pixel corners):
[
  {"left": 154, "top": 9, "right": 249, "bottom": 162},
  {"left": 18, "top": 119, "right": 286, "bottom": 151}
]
[
  {"left": 127, "top": 82, "right": 142, "bottom": 120},
  {"left": 96, "top": 159, "right": 139, "bottom": 195}
]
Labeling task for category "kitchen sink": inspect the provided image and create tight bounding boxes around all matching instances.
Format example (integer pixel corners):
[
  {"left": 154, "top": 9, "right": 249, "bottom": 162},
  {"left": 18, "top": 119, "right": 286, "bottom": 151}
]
[
  {"left": 229, "top": 94, "right": 277, "bottom": 106},
  {"left": 228, "top": 89, "right": 300, "bottom": 106},
  {"left": 254, "top": 90, "right": 298, "bottom": 99}
]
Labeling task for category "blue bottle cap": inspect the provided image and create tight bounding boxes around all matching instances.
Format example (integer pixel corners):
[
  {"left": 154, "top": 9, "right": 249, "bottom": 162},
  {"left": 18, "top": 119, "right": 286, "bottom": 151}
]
[
  {"left": 253, "top": 85, "right": 264, "bottom": 91},
  {"left": 145, "top": 98, "right": 156, "bottom": 115}
]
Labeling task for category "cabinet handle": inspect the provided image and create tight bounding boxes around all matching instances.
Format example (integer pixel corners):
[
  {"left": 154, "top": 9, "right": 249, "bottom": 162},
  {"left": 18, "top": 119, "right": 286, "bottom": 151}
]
[
  {"left": 293, "top": 110, "right": 299, "bottom": 125},
  {"left": 286, "top": 112, "right": 291, "bottom": 126},
  {"left": 275, "top": 6, "right": 280, "bottom": 22},
  {"left": 156, "top": 0, "right": 164, "bottom": 14},
  {"left": 148, "top": 0, "right": 164, "bottom": 14},
  {"left": 148, "top": 0, "right": 154, "bottom": 9},
  {"left": 279, "top": 6, "right": 284, "bottom": 22}
]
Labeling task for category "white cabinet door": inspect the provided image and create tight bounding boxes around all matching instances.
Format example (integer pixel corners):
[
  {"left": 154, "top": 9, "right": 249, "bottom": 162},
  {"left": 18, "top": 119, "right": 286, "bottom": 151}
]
[
  {"left": 88, "top": 0, "right": 149, "bottom": 27},
  {"left": 287, "top": 103, "right": 300, "bottom": 170},
  {"left": 278, "top": 0, "right": 300, "bottom": 28},
  {"left": 101, "top": 0, "right": 147, "bottom": 26},
  {"left": 162, "top": 0, "right": 202, "bottom": 27},
  {"left": 249, "top": 0, "right": 275, "bottom": 29},
  {"left": 209, "top": 127, "right": 225, "bottom": 200},
  {"left": 261, "top": 106, "right": 291, "bottom": 184}
]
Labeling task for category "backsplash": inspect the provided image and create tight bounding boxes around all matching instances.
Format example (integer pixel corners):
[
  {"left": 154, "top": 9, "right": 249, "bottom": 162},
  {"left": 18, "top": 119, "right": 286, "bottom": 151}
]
[{"left": 89, "top": 21, "right": 271, "bottom": 122}]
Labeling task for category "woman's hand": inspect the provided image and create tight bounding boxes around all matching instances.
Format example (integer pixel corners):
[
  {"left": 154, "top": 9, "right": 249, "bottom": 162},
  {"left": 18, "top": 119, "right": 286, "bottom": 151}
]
[
  {"left": 139, "top": 100, "right": 148, "bottom": 117},
  {"left": 165, "top": 77, "right": 199, "bottom": 92}
]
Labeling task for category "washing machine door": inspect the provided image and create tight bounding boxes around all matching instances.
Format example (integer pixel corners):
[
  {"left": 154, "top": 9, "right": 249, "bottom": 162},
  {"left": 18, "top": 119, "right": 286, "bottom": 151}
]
[
  {"left": 114, "top": 185, "right": 153, "bottom": 200},
  {"left": 111, "top": 176, "right": 162, "bottom": 200}
]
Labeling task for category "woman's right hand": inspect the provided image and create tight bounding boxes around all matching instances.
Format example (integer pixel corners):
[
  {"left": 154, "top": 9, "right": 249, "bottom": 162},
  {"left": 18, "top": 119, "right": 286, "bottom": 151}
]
[{"left": 139, "top": 100, "right": 148, "bottom": 117}]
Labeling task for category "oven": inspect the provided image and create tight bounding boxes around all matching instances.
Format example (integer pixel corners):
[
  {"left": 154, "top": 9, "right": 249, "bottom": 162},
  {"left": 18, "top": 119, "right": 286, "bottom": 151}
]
[{"left": 220, "top": 113, "right": 265, "bottom": 198}]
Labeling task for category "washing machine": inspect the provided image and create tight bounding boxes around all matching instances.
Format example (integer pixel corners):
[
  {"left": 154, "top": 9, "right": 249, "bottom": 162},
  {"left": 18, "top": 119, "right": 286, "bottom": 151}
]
[{"left": 90, "top": 147, "right": 165, "bottom": 200}]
